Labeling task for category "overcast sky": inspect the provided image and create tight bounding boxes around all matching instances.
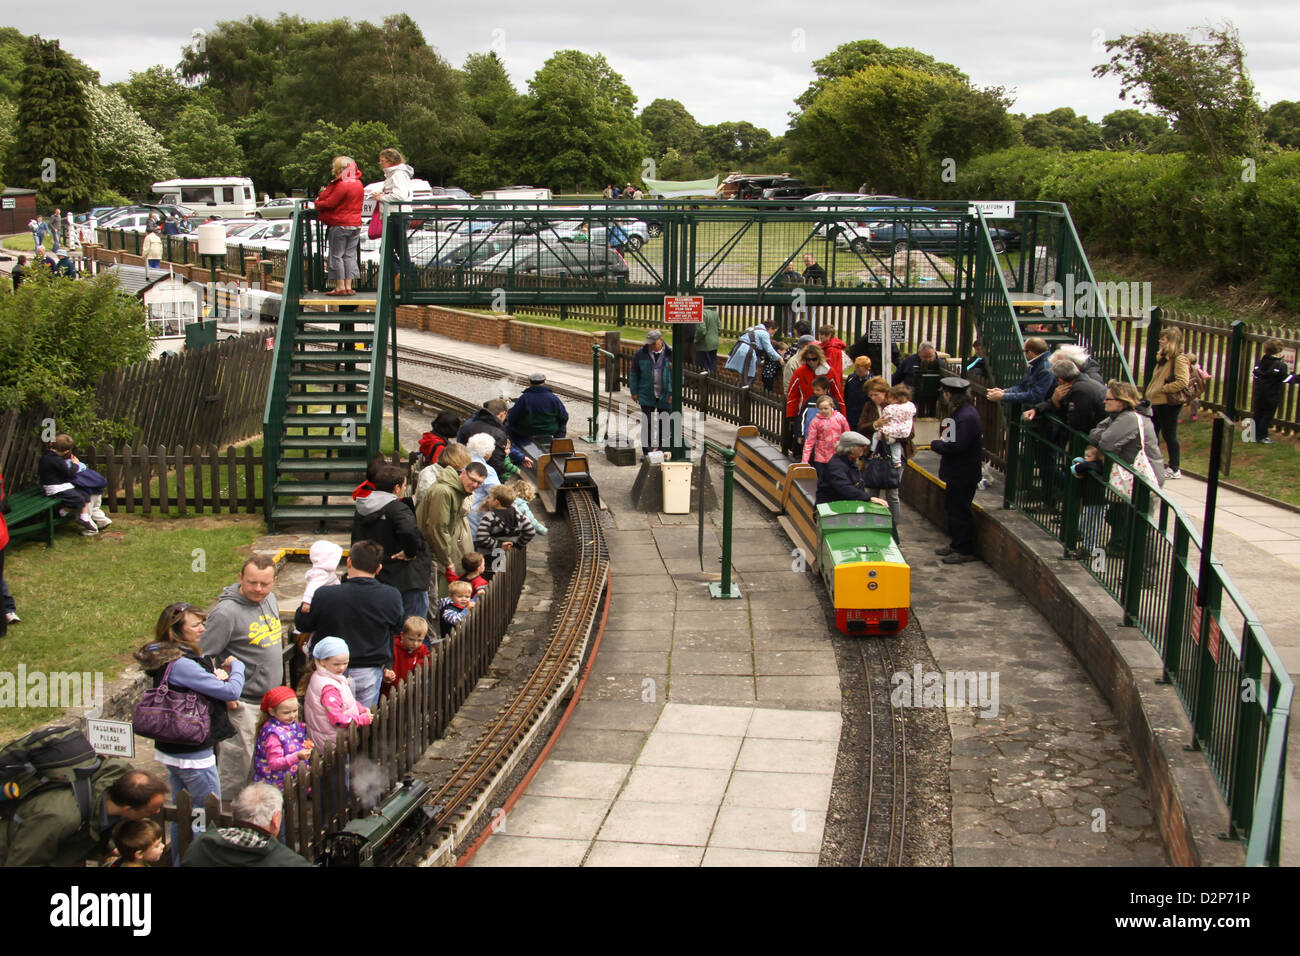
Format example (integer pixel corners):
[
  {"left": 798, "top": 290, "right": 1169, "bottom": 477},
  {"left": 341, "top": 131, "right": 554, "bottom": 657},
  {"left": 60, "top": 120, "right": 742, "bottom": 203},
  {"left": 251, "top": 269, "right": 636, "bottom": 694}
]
[{"left": 11, "top": 1, "right": 1298, "bottom": 135}]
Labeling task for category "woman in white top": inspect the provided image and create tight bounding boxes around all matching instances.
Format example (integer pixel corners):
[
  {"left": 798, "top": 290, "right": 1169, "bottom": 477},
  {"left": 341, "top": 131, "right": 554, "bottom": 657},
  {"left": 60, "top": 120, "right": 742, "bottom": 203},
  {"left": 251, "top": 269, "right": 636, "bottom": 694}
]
[{"left": 368, "top": 148, "right": 414, "bottom": 278}]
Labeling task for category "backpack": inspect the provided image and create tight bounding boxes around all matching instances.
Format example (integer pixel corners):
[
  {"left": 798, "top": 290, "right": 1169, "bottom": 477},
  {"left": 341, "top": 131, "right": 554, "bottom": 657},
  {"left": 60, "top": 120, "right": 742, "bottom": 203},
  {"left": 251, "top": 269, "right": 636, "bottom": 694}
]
[
  {"left": 0, "top": 726, "right": 124, "bottom": 864},
  {"left": 1178, "top": 357, "right": 1209, "bottom": 405}
]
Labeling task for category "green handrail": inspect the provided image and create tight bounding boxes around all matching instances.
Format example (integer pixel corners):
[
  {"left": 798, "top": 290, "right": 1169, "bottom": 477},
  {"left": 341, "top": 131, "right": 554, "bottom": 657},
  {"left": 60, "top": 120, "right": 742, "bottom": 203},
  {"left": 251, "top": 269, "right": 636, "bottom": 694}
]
[
  {"left": 368, "top": 209, "right": 395, "bottom": 465},
  {"left": 260, "top": 208, "right": 309, "bottom": 521},
  {"left": 1009, "top": 413, "right": 1291, "bottom": 863}
]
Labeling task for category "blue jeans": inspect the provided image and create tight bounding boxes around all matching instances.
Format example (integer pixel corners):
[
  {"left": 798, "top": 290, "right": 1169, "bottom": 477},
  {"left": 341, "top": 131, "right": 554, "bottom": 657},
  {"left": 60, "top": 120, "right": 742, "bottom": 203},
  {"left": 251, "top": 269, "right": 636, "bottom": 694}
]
[
  {"left": 1, "top": 578, "right": 14, "bottom": 615},
  {"left": 402, "top": 588, "right": 429, "bottom": 623},
  {"left": 347, "top": 666, "right": 384, "bottom": 710},
  {"left": 166, "top": 762, "right": 221, "bottom": 863}
]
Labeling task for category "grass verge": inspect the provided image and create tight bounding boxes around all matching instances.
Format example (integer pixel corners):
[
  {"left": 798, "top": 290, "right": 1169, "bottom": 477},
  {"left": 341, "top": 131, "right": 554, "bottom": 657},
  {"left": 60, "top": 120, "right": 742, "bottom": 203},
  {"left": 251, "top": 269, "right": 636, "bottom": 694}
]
[
  {"left": 1172, "top": 417, "right": 1300, "bottom": 509},
  {"left": 2, "top": 232, "right": 35, "bottom": 252},
  {"left": 1, "top": 514, "right": 267, "bottom": 742}
]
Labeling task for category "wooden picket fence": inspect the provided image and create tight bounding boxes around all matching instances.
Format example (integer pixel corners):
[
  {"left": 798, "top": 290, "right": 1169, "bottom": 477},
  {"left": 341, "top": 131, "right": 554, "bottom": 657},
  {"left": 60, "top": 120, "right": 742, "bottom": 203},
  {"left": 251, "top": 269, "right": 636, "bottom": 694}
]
[
  {"left": 163, "top": 545, "right": 528, "bottom": 865},
  {"left": 0, "top": 332, "right": 274, "bottom": 488},
  {"left": 80, "top": 443, "right": 263, "bottom": 515}
]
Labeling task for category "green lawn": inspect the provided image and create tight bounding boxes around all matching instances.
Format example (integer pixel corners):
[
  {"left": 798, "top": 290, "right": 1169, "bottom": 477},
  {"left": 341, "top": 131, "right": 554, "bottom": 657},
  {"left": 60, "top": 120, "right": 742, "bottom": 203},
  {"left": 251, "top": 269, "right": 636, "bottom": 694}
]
[
  {"left": 2, "top": 232, "right": 35, "bottom": 252},
  {"left": 1174, "top": 417, "right": 1300, "bottom": 508},
  {"left": 1, "top": 514, "right": 267, "bottom": 741}
]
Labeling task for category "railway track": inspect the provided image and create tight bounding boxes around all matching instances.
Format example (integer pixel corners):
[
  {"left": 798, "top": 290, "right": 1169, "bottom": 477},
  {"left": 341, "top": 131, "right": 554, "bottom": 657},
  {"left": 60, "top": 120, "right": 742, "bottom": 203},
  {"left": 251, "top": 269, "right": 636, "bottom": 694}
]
[
  {"left": 372, "top": 371, "right": 609, "bottom": 864},
  {"left": 406, "top": 488, "right": 608, "bottom": 865},
  {"left": 859, "top": 636, "right": 909, "bottom": 867}
]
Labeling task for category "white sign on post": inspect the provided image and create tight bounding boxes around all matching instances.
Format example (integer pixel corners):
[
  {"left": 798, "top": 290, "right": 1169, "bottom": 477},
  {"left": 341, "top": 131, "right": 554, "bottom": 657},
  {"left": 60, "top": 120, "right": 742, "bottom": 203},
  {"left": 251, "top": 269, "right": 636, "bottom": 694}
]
[
  {"left": 1, "top": 198, "right": 14, "bottom": 210},
  {"left": 86, "top": 719, "right": 135, "bottom": 758},
  {"left": 968, "top": 201, "right": 1016, "bottom": 219},
  {"left": 867, "top": 319, "right": 907, "bottom": 344}
]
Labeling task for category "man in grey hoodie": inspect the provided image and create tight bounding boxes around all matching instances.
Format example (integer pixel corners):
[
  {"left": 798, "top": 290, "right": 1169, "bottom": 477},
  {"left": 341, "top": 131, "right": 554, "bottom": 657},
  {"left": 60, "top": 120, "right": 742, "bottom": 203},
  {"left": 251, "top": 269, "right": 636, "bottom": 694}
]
[{"left": 200, "top": 555, "right": 284, "bottom": 798}]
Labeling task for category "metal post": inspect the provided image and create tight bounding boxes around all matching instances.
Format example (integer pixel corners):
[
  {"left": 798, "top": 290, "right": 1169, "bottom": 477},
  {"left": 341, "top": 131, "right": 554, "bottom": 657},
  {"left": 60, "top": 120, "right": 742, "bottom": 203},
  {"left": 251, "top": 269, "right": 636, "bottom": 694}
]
[
  {"left": 670, "top": 323, "right": 685, "bottom": 461},
  {"left": 588, "top": 343, "right": 601, "bottom": 443},
  {"left": 1199, "top": 321, "right": 1243, "bottom": 596},
  {"left": 708, "top": 445, "right": 741, "bottom": 599}
]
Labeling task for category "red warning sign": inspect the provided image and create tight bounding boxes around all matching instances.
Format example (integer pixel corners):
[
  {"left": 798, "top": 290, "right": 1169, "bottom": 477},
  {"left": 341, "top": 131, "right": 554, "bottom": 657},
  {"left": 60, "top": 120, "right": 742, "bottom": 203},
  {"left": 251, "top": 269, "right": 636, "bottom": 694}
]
[{"left": 663, "top": 295, "right": 704, "bottom": 323}]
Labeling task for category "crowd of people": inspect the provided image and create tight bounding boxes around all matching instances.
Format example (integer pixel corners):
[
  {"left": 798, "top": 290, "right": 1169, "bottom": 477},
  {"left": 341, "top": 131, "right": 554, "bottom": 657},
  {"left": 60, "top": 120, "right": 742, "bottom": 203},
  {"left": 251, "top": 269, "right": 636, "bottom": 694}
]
[{"left": 0, "top": 370, "right": 571, "bottom": 866}]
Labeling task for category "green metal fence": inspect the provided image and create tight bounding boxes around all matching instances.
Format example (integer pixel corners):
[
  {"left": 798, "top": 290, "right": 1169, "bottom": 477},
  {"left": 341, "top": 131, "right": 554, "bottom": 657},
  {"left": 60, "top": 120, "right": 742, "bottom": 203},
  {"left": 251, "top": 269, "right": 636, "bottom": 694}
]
[{"left": 1005, "top": 413, "right": 1291, "bottom": 865}]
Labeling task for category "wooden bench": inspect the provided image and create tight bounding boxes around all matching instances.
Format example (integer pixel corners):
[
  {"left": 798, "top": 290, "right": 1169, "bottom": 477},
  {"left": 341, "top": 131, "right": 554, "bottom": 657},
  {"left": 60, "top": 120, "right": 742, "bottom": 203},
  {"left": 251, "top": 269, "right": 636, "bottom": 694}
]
[{"left": 5, "top": 488, "right": 73, "bottom": 546}]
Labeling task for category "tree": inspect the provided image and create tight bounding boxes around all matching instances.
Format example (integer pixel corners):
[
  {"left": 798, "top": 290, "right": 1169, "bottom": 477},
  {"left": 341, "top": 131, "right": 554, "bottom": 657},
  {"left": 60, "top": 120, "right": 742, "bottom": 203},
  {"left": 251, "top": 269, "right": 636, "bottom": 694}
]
[
  {"left": 165, "top": 103, "right": 245, "bottom": 178},
  {"left": 181, "top": 14, "right": 475, "bottom": 191},
  {"left": 640, "top": 98, "right": 704, "bottom": 160},
  {"left": 917, "top": 85, "right": 1017, "bottom": 189},
  {"left": 1099, "top": 109, "right": 1171, "bottom": 150},
  {"left": 84, "top": 84, "right": 174, "bottom": 196},
  {"left": 9, "top": 37, "right": 98, "bottom": 208},
  {"left": 795, "top": 39, "right": 967, "bottom": 111},
  {"left": 791, "top": 64, "right": 1012, "bottom": 195},
  {"left": 1093, "top": 22, "right": 1262, "bottom": 172},
  {"left": 456, "top": 51, "right": 523, "bottom": 190},
  {"left": 0, "top": 27, "right": 26, "bottom": 102},
  {"left": 700, "top": 121, "right": 773, "bottom": 170},
  {"left": 507, "top": 50, "right": 648, "bottom": 191},
  {"left": 1263, "top": 101, "right": 1300, "bottom": 149},
  {"left": 111, "top": 66, "right": 196, "bottom": 135},
  {"left": 0, "top": 269, "right": 152, "bottom": 443},
  {"left": 1020, "top": 108, "right": 1102, "bottom": 151},
  {"left": 278, "top": 120, "right": 399, "bottom": 191}
]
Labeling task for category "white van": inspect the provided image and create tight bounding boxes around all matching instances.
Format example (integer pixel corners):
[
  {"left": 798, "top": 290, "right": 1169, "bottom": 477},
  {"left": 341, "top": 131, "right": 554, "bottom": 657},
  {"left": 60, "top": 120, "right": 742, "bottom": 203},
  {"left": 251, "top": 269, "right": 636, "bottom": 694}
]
[
  {"left": 480, "top": 186, "right": 553, "bottom": 202},
  {"left": 152, "top": 178, "right": 257, "bottom": 219}
]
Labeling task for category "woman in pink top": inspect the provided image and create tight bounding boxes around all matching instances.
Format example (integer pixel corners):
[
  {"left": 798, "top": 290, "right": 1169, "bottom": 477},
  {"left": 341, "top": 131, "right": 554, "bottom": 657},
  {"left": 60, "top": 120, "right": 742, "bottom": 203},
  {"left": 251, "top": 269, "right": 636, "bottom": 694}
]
[
  {"left": 301, "top": 636, "right": 372, "bottom": 747},
  {"left": 802, "top": 395, "right": 850, "bottom": 475}
]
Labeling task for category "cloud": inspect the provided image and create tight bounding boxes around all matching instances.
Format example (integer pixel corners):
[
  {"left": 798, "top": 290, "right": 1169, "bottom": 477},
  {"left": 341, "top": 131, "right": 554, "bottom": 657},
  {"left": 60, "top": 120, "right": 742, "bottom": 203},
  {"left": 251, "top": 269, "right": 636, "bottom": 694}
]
[{"left": 9, "top": 0, "right": 1296, "bottom": 136}]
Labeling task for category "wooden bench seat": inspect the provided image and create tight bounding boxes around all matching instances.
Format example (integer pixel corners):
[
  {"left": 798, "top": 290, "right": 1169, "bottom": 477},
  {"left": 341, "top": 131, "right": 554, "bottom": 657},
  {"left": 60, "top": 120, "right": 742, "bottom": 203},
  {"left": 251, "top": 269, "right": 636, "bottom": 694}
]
[{"left": 5, "top": 488, "right": 72, "bottom": 546}]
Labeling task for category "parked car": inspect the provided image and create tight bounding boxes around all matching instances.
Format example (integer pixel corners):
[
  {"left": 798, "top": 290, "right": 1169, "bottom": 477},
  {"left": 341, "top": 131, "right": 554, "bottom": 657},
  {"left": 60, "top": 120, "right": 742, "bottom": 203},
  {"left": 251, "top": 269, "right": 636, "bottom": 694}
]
[
  {"left": 425, "top": 235, "right": 530, "bottom": 270},
  {"left": 837, "top": 216, "right": 1020, "bottom": 256},
  {"left": 478, "top": 242, "right": 628, "bottom": 279},
  {"left": 537, "top": 218, "right": 651, "bottom": 251},
  {"left": 801, "top": 193, "right": 900, "bottom": 238},
  {"left": 256, "top": 197, "right": 314, "bottom": 219}
]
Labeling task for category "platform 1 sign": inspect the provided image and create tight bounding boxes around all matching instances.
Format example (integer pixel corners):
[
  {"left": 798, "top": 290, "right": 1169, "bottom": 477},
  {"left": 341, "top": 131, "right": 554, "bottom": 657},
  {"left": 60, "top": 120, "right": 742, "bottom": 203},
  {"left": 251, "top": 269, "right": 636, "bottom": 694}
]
[
  {"left": 968, "top": 201, "right": 1016, "bottom": 220},
  {"left": 663, "top": 295, "right": 704, "bottom": 323},
  {"left": 86, "top": 718, "right": 135, "bottom": 758}
]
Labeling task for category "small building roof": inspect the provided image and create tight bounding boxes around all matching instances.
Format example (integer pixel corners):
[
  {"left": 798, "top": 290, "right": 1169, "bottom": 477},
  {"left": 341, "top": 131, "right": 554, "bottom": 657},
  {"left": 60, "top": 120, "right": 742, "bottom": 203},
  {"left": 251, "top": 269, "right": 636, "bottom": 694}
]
[
  {"left": 2, "top": 187, "right": 38, "bottom": 197},
  {"left": 104, "top": 263, "right": 196, "bottom": 298}
]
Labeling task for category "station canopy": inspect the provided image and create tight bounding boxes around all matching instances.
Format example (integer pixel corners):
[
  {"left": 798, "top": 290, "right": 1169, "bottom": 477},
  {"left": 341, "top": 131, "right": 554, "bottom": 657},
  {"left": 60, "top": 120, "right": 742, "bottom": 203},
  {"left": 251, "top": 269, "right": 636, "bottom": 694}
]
[{"left": 643, "top": 175, "right": 719, "bottom": 199}]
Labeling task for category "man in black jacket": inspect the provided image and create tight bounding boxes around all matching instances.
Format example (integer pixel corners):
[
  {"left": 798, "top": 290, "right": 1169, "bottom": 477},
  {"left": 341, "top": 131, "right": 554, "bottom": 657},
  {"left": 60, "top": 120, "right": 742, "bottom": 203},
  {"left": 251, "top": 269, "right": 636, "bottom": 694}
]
[
  {"left": 295, "top": 539, "right": 402, "bottom": 710},
  {"left": 457, "top": 400, "right": 532, "bottom": 475},
  {"left": 351, "top": 465, "right": 431, "bottom": 621},
  {"left": 930, "top": 377, "right": 983, "bottom": 564},
  {"left": 1021, "top": 357, "right": 1106, "bottom": 507}
]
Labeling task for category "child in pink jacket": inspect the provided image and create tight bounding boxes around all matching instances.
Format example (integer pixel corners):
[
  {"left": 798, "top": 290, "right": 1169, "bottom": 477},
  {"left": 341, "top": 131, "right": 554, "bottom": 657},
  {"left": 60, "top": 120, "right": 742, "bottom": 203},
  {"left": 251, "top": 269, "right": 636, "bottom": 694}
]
[
  {"left": 873, "top": 385, "right": 916, "bottom": 467},
  {"left": 302, "top": 636, "right": 372, "bottom": 746},
  {"left": 802, "top": 395, "right": 850, "bottom": 475}
]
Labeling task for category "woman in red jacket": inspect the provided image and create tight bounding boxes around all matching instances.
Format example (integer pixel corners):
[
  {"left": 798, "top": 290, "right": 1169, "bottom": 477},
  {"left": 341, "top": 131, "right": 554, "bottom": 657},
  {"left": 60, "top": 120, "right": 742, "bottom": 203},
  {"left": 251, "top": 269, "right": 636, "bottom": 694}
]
[{"left": 314, "top": 156, "right": 364, "bottom": 296}]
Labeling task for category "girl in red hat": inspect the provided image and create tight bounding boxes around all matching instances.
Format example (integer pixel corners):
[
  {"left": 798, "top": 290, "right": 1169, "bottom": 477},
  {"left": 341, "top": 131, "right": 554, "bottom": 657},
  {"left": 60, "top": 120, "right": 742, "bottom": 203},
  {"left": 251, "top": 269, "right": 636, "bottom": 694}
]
[{"left": 252, "top": 687, "right": 313, "bottom": 790}]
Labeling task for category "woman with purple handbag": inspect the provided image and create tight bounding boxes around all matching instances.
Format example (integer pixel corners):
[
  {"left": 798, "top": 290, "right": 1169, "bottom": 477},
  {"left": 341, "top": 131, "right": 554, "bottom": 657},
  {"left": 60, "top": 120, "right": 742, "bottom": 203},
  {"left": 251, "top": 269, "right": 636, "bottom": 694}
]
[{"left": 134, "top": 602, "right": 244, "bottom": 859}]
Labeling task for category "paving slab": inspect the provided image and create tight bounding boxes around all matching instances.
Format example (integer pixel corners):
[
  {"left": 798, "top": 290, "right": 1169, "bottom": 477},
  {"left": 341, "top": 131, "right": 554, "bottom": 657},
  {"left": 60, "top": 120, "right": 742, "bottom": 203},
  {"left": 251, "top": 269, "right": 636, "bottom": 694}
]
[
  {"left": 619, "top": 765, "right": 732, "bottom": 805},
  {"left": 585, "top": 841, "right": 707, "bottom": 866},
  {"left": 500, "top": 794, "right": 612, "bottom": 841},
  {"left": 527, "top": 760, "right": 631, "bottom": 801},
  {"left": 596, "top": 800, "right": 719, "bottom": 846}
]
